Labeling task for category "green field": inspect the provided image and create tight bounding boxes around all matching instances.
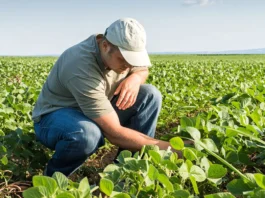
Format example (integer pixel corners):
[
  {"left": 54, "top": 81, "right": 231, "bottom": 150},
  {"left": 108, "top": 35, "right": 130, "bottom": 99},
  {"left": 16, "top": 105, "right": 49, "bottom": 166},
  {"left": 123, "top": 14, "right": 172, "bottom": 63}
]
[{"left": 1, "top": 55, "right": 265, "bottom": 197}]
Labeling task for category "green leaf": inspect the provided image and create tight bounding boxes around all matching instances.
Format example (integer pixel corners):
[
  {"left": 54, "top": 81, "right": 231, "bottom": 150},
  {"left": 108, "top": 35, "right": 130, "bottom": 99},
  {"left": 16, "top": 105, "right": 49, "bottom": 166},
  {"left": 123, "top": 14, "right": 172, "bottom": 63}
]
[
  {"left": 183, "top": 148, "right": 198, "bottom": 161},
  {"left": 124, "top": 158, "right": 138, "bottom": 171},
  {"left": 179, "top": 163, "right": 189, "bottom": 180},
  {"left": 1, "top": 145, "right": 7, "bottom": 152},
  {"left": 112, "top": 193, "right": 131, "bottom": 198},
  {"left": 186, "top": 127, "right": 201, "bottom": 141},
  {"left": 17, "top": 94, "right": 23, "bottom": 100},
  {"left": 33, "top": 175, "right": 58, "bottom": 196},
  {"left": 186, "top": 159, "right": 193, "bottom": 171},
  {"left": 190, "top": 165, "right": 206, "bottom": 182},
  {"left": 208, "top": 164, "right": 227, "bottom": 179},
  {"left": 117, "top": 150, "right": 132, "bottom": 164},
  {"left": 239, "top": 114, "right": 249, "bottom": 126},
  {"left": 161, "top": 160, "right": 178, "bottom": 170},
  {"left": 52, "top": 172, "right": 68, "bottom": 190},
  {"left": 200, "top": 157, "right": 210, "bottom": 172},
  {"left": 68, "top": 180, "right": 79, "bottom": 189},
  {"left": 226, "top": 178, "right": 252, "bottom": 195},
  {"left": 170, "top": 152, "right": 179, "bottom": 163},
  {"left": 157, "top": 174, "right": 174, "bottom": 192},
  {"left": 244, "top": 173, "right": 256, "bottom": 186},
  {"left": 129, "top": 185, "right": 137, "bottom": 195},
  {"left": 260, "top": 102, "right": 265, "bottom": 110},
  {"left": 1, "top": 155, "right": 8, "bottom": 165},
  {"left": 204, "top": 192, "right": 235, "bottom": 198},
  {"left": 225, "top": 151, "right": 238, "bottom": 163},
  {"left": 148, "top": 150, "right": 162, "bottom": 164},
  {"left": 246, "top": 124, "right": 262, "bottom": 136},
  {"left": 78, "top": 177, "right": 90, "bottom": 197},
  {"left": 170, "top": 137, "right": 184, "bottom": 150},
  {"left": 148, "top": 164, "right": 159, "bottom": 180},
  {"left": 23, "top": 186, "right": 48, "bottom": 198},
  {"left": 138, "top": 159, "right": 148, "bottom": 172},
  {"left": 171, "top": 190, "right": 190, "bottom": 198},
  {"left": 103, "top": 164, "right": 120, "bottom": 173},
  {"left": 181, "top": 117, "right": 196, "bottom": 127},
  {"left": 250, "top": 110, "right": 262, "bottom": 127},
  {"left": 254, "top": 173, "right": 265, "bottom": 189},
  {"left": 0, "top": 129, "right": 5, "bottom": 136},
  {"left": 143, "top": 144, "right": 160, "bottom": 153},
  {"left": 254, "top": 189, "right": 265, "bottom": 198},
  {"left": 238, "top": 151, "right": 252, "bottom": 165},
  {"left": 241, "top": 98, "right": 252, "bottom": 108},
  {"left": 56, "top": 192, "right": 75, "bottom": 198},
  {"left": 5, "top": 107, "right": 14, "bottom": 114},
  {"left": 156, "top": 184, "right": 163, "bottom": 198},
  {"left": 217, "top": 108, "right": 229, "bottom": 120},
  {"left": 201, "top": 138, "right": 218, "bottom": 153},
  {"left": 99, "top": 178, "right": 114, "bottom": 196},
  {"left": 107, "top": 170, "right": 121, "bottom": 183},
  {"left": 190, "top": 175, "right": 199, "bottom": 194},
  {"left": 226, "top": 128, "right": 237, "bottom": 137},
  {"left": 169, "top": 176, "right": 181, "bottom": 185},
  {"left": 69, "top": 190, "right": 81, "bottom": 198}
]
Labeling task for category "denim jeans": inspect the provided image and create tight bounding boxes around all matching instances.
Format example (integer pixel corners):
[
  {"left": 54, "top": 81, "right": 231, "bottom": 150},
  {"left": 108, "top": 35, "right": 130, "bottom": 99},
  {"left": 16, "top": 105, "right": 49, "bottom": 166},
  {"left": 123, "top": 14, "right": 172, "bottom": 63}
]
[{"left": 34, "top": 84, "right": 162, "bottom": 176}]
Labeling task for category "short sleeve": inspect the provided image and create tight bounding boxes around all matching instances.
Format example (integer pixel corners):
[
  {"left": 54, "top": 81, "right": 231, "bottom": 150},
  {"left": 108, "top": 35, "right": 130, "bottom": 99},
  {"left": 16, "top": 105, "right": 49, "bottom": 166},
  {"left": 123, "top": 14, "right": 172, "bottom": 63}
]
[{"left": 67, "top": 75, "right": 114, "bottom": 119}]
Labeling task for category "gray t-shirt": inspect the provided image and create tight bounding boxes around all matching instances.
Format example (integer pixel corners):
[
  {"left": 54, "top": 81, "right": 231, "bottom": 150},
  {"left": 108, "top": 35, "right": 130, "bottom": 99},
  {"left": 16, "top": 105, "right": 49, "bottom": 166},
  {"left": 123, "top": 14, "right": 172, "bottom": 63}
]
[{"left": 32, "top": 34, "right": 147, "bottom": 122}]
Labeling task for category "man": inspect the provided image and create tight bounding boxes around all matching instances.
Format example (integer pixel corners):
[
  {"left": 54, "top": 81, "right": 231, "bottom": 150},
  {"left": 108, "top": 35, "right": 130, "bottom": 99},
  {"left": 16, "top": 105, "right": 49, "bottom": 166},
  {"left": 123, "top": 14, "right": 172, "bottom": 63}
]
[{"left": 32, "top": 18, "right": 180, "bottom": 177}]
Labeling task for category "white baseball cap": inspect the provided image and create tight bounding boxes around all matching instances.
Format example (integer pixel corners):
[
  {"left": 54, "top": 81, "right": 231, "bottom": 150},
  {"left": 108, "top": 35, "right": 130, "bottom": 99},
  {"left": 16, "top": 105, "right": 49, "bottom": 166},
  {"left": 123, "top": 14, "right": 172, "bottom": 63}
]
[{"left": 104, "top": 18, "right": 151, "bottom": 67}]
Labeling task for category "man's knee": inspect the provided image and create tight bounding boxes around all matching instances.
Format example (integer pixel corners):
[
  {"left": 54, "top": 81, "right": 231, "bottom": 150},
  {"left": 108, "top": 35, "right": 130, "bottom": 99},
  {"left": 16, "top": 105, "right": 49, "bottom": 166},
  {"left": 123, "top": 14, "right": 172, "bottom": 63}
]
[{"left": 76, "top": 121, "right": 104, "bottom": 157}]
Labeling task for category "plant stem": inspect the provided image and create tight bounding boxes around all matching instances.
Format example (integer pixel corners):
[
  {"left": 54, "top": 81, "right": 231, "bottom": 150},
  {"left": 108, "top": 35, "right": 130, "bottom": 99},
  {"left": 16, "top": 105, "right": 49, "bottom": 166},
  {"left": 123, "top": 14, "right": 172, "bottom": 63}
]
[
  {"left": 135, "top": 172, "right": 148, "bottom": 197},
  {"left": 198, "top": 141, "right": 250, "bottom": 182}
]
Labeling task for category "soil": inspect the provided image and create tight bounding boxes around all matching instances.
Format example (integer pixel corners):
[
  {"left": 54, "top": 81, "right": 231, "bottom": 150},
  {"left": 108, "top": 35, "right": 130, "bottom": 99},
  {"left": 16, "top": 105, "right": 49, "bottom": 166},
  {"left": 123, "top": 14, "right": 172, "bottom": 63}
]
[{"left": 69, "top": 145, "right": 119, "bottom": 184}]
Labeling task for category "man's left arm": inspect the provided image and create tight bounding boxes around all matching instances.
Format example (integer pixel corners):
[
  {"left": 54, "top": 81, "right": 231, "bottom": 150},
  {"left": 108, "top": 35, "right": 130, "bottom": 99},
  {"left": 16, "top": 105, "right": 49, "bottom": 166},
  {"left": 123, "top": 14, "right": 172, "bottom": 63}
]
[
  {"left": 129, "top": 68, "right": 149, "bottom": 84},
  {"left": 114, "top": 68, "right": 149, "bottom": 110}
]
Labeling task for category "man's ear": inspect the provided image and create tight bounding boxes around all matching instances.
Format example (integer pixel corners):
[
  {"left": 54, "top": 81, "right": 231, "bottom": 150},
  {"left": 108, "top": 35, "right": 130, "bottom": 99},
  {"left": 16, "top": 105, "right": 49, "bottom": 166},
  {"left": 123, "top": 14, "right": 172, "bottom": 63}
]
[{"left": 102, "top": 40, "right": 110, "bottom": 53}]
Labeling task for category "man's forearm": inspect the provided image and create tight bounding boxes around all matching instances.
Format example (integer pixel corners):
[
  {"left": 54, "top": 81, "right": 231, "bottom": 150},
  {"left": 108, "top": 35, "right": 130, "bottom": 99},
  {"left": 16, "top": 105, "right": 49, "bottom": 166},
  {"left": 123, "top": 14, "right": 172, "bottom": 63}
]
[
  {"left": 129, "top": 69, "right": 149, "bottom": 84},
  {"left": 93, "top": 111, "right": 184, "bottom": 157},
  {"left": 104, "top": 125, "right": 170, "bottom": 152}
]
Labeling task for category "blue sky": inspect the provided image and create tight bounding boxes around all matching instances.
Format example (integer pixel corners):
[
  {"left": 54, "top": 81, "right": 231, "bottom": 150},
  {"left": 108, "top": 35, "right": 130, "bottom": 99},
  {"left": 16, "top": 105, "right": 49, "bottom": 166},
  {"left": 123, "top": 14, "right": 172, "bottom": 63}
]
[{"left": 1, "top": 0, "right": 265, "bottom": 55}]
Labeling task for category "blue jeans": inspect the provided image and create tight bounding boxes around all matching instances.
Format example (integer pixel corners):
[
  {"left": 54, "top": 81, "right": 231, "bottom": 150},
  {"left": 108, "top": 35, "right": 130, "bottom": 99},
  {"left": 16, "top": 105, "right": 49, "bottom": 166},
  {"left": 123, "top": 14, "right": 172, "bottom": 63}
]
[{"left": 34, "top": 84, "right": 162, "bottom": 176}]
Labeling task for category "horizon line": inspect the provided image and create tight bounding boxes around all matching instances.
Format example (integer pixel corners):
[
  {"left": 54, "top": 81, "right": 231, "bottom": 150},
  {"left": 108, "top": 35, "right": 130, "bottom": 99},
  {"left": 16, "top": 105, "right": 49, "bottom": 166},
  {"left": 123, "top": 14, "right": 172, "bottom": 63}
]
[{"left": 1, "top": 47, "right": 265, "bottom": 57}]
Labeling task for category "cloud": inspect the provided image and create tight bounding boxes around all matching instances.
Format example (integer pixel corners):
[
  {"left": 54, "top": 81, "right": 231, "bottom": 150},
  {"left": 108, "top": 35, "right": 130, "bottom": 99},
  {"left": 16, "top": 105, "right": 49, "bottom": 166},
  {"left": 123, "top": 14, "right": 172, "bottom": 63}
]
[{"left": 183, "top": 0, "right": 216, "bottom": 6}]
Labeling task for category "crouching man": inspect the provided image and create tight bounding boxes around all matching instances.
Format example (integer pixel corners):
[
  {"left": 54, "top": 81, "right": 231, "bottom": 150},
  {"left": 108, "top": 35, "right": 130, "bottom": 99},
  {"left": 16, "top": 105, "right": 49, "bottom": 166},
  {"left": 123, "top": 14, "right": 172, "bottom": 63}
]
[{"left": 32, "top": 18, "right": 180, "bottom": 177}]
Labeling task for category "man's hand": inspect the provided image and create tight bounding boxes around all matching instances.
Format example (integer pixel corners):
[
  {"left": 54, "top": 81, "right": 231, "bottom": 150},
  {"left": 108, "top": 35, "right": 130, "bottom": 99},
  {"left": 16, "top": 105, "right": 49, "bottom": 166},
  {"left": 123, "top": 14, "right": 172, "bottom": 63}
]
[{"left": 114, "top": 73, "right": 142, "bottom": 110}]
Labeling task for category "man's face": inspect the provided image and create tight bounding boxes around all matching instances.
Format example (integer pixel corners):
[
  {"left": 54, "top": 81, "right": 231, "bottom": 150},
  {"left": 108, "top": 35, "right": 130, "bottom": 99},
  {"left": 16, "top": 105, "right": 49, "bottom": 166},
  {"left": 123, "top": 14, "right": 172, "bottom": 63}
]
[{"left": 101, "top": 41, "right": 133, "bottom": 74}]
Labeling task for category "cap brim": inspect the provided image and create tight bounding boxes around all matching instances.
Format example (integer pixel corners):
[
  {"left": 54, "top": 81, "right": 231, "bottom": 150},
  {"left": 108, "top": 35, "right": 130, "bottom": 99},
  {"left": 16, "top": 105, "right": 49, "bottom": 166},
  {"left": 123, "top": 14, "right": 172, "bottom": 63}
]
[{"left": 118, "top": 47, "right": 152, "bottom": 67}]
